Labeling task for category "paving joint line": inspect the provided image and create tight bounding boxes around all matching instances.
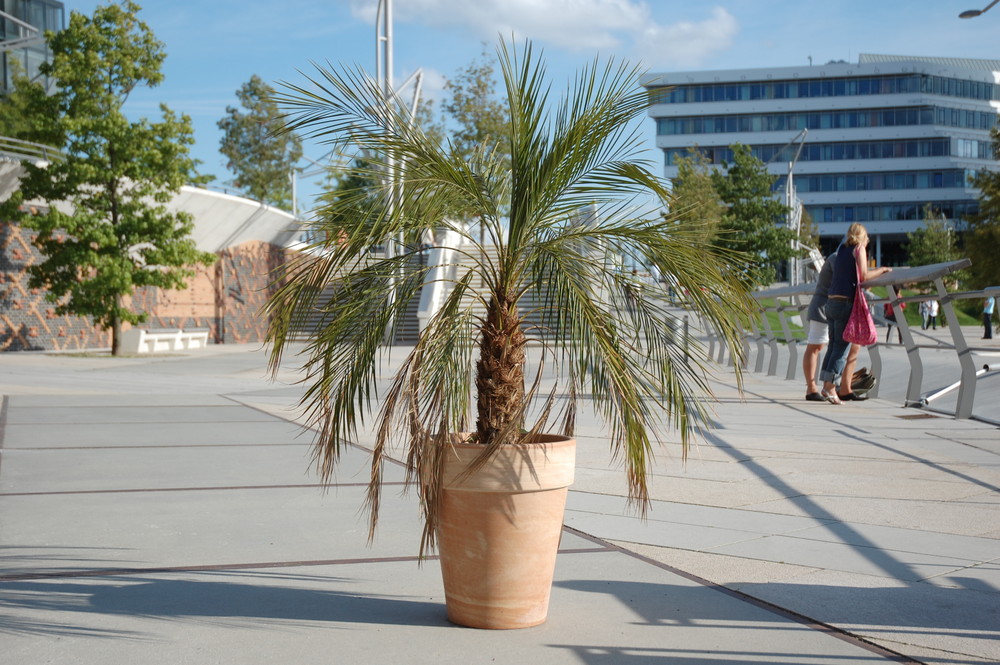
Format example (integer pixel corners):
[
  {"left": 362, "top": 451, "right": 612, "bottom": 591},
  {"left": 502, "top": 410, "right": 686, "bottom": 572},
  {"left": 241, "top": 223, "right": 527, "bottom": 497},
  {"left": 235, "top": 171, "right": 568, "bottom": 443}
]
[
  {"left": 0, "top": 481, "right": 408, "bottom": 497},
  {"left": 3, "top": 442, "right": 312, "bottom": 451},
  {"left": 0, "top": 541, "right": 614, "bottom": 583}
]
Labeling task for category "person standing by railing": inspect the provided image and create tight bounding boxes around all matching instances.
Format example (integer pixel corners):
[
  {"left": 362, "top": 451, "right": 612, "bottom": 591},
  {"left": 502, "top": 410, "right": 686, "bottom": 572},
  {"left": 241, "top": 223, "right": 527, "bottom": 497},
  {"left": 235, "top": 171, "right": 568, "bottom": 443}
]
[
  {"left": 803, "top": 255, "right": 834, "bottom": 401},
  {"left": 883, "top": 301, "right": 905, "bottom": 343},
  {"left": 985, "top": 296, "right": 995, "bottom": 340},
  {"left": 819, "top": 223, "right": 892, "bottom": 404}
]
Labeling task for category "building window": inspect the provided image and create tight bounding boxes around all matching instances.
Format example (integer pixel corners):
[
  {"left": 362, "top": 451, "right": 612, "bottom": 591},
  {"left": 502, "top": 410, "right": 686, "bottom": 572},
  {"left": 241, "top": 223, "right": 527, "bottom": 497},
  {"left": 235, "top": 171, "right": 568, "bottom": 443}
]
[
  {"left": 665, "top": 138, "right": 953, "bottom": 166},
  {"left": 656, "top": 106, "right": 999, "bottom": 136},
  {"left": 776, "top": 169, "right": 972, "bottom": 193},
  {"left": 1, "top": 0, "right": 65, "bottom": 95},
  {"left": 804, "top": 200, "right": 979, "bottom": 223},
  {"left": 649, "top": 73, "right": 1000, "bottom": 105}
]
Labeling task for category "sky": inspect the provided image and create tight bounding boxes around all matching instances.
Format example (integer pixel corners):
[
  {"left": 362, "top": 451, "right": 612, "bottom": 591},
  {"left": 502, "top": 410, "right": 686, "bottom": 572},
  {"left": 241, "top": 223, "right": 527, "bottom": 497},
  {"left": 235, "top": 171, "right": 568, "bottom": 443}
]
[{"left": 61, "top": 0, "right": 1000, "bottom": 214}]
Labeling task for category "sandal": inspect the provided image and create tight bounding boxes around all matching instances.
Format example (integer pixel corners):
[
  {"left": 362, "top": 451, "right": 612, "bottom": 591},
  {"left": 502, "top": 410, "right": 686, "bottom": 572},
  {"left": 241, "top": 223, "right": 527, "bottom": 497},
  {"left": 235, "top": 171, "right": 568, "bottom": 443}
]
[
  {"left": 821, "top": 389, "right": 842, "bottom": 405},
  {"left": 805, "top": 392, "right": 824, "bottom": 402}
]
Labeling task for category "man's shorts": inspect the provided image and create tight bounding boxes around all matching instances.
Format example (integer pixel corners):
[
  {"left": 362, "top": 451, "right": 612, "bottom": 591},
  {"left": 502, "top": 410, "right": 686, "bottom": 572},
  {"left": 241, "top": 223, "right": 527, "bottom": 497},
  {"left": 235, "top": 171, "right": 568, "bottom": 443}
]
[{"left": 806, "top": 319, "right": 829, "bottom": 346}]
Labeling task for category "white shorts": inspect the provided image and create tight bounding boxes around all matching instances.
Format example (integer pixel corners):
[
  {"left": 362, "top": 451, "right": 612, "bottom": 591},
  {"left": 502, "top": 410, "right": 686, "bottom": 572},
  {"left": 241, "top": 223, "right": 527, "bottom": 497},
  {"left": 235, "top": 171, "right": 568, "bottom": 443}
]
[{"left": 806, "top": 319, "right": 829, "bottom": 346}]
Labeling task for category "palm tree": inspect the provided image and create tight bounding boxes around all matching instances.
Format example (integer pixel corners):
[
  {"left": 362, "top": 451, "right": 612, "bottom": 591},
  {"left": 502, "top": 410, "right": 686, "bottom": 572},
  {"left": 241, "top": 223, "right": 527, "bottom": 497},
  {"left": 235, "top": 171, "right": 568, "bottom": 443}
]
[{"left": 265, "top": 40, "right": 755, "bottom": 555}]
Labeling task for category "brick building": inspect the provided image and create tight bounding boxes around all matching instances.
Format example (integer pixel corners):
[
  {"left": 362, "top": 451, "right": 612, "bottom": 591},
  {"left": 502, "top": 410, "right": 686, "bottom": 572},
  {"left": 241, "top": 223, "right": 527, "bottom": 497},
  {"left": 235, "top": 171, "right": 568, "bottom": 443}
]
[{"left": 1, "top": 180, "right": 301, "bottom": 352}]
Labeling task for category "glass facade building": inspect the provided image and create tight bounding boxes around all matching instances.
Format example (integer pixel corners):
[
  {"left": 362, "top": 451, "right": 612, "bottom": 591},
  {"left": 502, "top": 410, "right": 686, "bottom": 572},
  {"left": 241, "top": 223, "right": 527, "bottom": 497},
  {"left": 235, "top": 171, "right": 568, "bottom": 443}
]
[
  {"left": 1, "top": 0, "right": 64, "bottom": 95},
  {"left": 642, "top": 55, "right": 1000, "bottom": 264}
]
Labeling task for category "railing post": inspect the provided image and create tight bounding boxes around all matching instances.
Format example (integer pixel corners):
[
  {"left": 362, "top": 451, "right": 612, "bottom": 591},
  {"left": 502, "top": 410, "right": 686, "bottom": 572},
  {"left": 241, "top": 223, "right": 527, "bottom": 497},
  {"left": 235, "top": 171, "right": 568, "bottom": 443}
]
[
  {"left": 889, "top": 285, "right": 924, "bottom": 408},
  {"left": 750, "top": 317, "right": 766, "bottom": 373},
  {"left": 936, "top": 277, "right": 977, "bottom": 418},
  {"left": 759, "top": 309, "right": 780, "bottom": 376},
  {"left": 775, "top": 297, "right": 798, "bottom": 380},
  {"left": 716, "top": 318, "right": 727, "bottom": 365},
  {"left": 866, "top": 344, "right": 883, "bottom": 398}
]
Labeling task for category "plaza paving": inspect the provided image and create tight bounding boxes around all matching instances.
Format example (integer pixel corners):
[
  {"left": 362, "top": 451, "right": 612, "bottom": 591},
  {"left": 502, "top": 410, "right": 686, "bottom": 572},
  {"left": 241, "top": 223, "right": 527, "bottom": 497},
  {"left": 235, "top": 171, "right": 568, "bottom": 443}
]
[{"left": 0, "top": 339, "right": 997, "bottom": 664}]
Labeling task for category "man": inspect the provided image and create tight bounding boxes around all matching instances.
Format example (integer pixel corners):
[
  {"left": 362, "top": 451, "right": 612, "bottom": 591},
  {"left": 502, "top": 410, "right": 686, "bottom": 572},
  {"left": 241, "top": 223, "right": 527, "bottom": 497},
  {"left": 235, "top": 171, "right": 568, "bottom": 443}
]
[
  {"left": 984, "top": 295, "right": 995, "bottom": 340},
  {"left": 803, "top": 255, "right": 835, "bottom": 401}
]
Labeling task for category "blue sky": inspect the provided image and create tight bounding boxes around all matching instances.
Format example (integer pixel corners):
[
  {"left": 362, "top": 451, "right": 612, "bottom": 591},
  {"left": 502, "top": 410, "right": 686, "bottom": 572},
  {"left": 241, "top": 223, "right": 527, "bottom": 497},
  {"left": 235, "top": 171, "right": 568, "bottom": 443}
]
[{"left": 62, "top": 1, "right": 1000, "bottom": 213}]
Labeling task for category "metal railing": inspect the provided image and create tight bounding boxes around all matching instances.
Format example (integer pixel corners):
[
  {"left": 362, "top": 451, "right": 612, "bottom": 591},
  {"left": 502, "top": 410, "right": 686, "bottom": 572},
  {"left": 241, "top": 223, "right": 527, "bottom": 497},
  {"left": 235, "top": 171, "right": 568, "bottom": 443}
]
[
  {"left": 0, "top": 135, "right": 63, "bottom": 163},
  {"left": 720, "top": 259, "right": 998, "bottom": 422}
]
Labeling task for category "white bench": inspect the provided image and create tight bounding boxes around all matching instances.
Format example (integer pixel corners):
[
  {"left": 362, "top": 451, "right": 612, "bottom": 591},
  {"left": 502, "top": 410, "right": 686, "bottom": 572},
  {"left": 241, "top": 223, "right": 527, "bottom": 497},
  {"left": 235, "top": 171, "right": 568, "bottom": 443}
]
[{"left": 121, "top": 328, "right": 210, "bottom": 354}]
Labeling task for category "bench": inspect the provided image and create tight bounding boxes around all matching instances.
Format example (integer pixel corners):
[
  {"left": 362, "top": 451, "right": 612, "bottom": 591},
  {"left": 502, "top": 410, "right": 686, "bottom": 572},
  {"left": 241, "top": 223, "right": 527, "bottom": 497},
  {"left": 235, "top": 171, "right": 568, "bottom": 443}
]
[{"left": 121, "top": 328, "right": 210, "bottom": 354}]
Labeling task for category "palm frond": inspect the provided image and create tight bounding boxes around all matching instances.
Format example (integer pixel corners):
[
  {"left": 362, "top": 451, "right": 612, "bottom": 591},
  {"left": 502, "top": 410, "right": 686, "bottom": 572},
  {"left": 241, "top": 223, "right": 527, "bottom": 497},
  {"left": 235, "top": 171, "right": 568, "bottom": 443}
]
[{"left": 265, "top": 38, "right": 756, "bottom": 550}]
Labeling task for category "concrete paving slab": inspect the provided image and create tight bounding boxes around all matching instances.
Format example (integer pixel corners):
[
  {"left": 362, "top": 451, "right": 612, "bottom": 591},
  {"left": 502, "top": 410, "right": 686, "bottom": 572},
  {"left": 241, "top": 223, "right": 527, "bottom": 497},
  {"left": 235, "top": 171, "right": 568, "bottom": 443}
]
[
  {"left": 751, "top": 494, "right": 1000, "bottom": 537},
  {"left": 615, "top": 542, "right": 823, "bottom": 585},
  {"left": 613, "top": 545, "right": 1000, "bottom": 665},
  {"left": 0, "top": 441, "right": 411, "bottom": 494},
  {"left": 569, "top": 491, "right": 834, "bottom": 535},
  {"left": 8, "top": 394, "right": 238, "bottom": 408},
  {"left": 0, "top": 444, "right": 313, "bottom": 493},
  {"left": 787, "top": 522, "right": 1000, "bottom": 564},
  {"left": 920, "top": 557, "right": 1000, "bottom": 589},
  {"left": 4, "top": 404, "right": 279, "bottom": 425},
  {"left": 726, "top": 569, "right": 1000, "bottom": 665},
  {"left": 707, "top": 533, "right": 980, "bottom": 582},
  {"left": 776, "top": 472, "right": 982, "bottom": 502},
  {"left": 0, "top": 485, "right": 425, "bottom": 577},
  {"left": 565, "top": 510, "right": 767, "bottom": 552},
  {"left": 2, "top": 420, "right": 306, "bottom": 448}
]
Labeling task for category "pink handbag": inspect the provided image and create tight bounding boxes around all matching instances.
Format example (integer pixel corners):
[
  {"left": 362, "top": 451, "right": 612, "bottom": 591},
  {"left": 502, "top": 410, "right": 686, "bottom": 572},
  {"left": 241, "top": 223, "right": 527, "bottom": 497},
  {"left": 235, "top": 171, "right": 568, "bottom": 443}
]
[{"left": 843, "top": 248, "right": 877, "bottom": 346}]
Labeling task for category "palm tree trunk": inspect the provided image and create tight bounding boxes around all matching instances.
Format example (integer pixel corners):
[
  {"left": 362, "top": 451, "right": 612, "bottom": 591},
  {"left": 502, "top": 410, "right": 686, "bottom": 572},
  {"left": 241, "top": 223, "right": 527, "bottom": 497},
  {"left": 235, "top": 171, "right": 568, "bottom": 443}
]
[{"left": 475, "top": 293, "right": 526, "bottom": 446}]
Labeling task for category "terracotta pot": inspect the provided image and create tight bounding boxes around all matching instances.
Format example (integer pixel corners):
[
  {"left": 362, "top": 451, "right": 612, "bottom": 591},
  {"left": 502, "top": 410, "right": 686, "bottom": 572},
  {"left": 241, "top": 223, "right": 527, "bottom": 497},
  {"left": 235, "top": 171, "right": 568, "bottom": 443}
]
[{"left": 437, "top": 434, "right": 576, "bottom": 629}]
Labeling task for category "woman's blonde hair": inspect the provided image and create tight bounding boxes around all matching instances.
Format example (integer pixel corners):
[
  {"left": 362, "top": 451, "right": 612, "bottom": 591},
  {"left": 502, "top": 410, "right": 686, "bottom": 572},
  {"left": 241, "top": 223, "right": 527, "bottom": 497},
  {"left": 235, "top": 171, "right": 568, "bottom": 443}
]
[{"left": 846, "top": 222, "right": 868, "bottom": 247}]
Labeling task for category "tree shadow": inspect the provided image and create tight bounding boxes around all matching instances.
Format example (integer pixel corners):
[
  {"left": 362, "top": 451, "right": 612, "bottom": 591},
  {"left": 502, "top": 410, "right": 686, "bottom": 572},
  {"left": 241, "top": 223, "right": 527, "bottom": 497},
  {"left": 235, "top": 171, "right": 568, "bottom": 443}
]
[
  {"left": 0, "top": 570, "right": 447, "bottom": 637},
  {"left": 556, "top": 578, "right": 999, "bottom": 662},
  {"left": 546, "top": 644, "right": 896, "bottom": 664}
]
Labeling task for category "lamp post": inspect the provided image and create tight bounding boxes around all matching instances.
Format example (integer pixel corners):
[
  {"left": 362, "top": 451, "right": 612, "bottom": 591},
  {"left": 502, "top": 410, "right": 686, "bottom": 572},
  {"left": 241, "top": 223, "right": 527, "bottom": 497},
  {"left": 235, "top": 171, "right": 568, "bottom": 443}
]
[{"left": 959, "top": 0, "right": 999, "bottom": 18}]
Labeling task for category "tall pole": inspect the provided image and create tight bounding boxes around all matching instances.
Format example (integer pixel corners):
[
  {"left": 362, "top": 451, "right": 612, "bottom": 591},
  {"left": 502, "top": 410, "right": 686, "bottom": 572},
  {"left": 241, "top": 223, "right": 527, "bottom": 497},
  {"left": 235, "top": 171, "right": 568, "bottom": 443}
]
[{"left": 377, "top": 0, "right": 399, "bottom": 341}]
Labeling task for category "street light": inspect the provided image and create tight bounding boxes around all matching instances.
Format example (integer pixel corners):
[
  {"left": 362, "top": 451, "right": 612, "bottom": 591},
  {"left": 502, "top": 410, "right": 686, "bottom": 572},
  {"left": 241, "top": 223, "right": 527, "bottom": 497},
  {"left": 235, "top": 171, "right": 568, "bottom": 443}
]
[{"left": 959, "top": 0, "right": 999, "bottom": 18}]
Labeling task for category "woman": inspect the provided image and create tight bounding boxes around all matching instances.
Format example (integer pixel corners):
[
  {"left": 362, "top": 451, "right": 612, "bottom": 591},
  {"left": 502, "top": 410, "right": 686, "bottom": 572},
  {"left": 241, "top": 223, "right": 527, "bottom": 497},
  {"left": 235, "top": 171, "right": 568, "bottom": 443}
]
[{"left": 819, "top": 223, "right": 892, "bottom": 404}]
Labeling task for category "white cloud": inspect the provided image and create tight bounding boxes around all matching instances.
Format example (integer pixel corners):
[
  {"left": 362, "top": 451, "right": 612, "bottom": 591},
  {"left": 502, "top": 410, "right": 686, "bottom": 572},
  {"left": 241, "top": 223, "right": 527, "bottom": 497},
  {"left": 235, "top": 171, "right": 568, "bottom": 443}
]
[
  {"left": 350, "top": 1, "right": 738, "bottom": 65},
  {"left": 634, "top": 7, "right": 739, "bottom": 70}
]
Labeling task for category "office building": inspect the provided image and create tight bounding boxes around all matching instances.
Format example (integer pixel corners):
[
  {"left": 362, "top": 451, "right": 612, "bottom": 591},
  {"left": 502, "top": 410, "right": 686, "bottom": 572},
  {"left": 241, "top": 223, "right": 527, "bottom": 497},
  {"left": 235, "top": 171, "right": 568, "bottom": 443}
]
[
  {"left": 642, "top": 54, "right": 1000, "bottom": 264},
  {"left": 1, "top": 0, "right": 63, "bottom": 94}
]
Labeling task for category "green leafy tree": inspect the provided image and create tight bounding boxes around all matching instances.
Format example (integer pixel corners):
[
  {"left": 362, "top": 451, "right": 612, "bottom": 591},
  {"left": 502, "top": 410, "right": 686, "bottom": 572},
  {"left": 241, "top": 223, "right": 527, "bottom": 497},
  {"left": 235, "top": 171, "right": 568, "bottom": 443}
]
[
  {"left": 312, "top": 154, "right": 381, "bottom": 245},
  {"left": 965, "top": 127, "right": 1000, "bottom": 288},
  {"left": 441, "top": 44, "right": 510, "bottom": 163},
  {"left": 318, "top": 49, "right": 509, "bottom": 237},
  {"left": 799, "top": 207, "right": 819, "bottom": 248},
  {"left": 710, "top": 144, "right": 796, "bottom": 287},
  {"left": 218, "top": 74, "right": 303, "bottom": 209},
  {"left": 0, "top": 1, "right": 215, "bottom": 355},
  {"left": 0, "top": 63, "right": 62, "bottom": 147},
  {"left": 267, "top": 40, "right": 756, "bottom": 550},
  {"left": 670, "top": 149, "right": 723, "bottom": 241},
  {"left": 907, "top": 206, "right": 967, "bottom": 288},
  {"left": 906, "top": 205, "right": 962, "bottom": 264}
]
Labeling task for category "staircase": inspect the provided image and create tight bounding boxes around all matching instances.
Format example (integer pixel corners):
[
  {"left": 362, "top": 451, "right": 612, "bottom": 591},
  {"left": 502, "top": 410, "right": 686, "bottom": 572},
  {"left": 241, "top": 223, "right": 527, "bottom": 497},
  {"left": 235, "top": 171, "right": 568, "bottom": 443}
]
[
  {"left": 389, "top": 252, "right": 426, "bottom": 345},
  {"left": 288, "top": 244, "right": 568, "bottom": 345}
]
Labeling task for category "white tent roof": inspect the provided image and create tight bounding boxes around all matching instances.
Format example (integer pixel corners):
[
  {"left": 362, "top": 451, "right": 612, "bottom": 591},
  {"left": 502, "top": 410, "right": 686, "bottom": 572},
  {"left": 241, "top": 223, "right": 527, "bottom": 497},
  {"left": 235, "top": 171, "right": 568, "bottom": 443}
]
[{"left": 1, "top": 157, "right": 303, "bottom": 253}]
